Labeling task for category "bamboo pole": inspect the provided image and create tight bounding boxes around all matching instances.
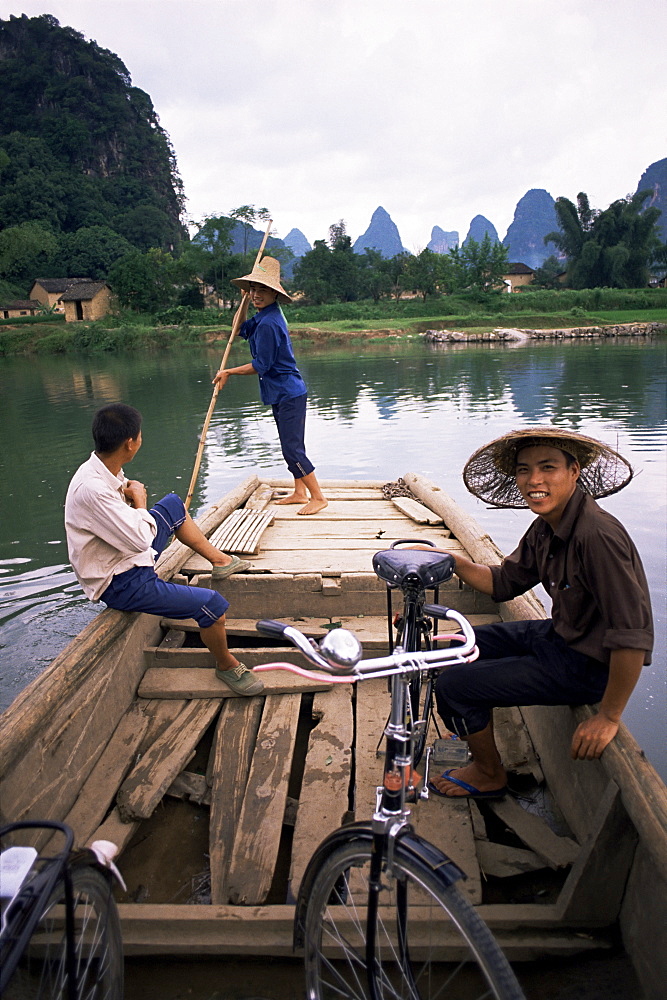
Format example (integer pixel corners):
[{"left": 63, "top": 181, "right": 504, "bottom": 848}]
[{"left": 185, "top": 220, "right": 273, "bottom": 509}]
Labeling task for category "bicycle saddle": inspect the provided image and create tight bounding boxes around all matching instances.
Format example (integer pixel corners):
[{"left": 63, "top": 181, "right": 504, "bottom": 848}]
[{"left": 373, "top": 548, "right": 455, "bottom": 588}]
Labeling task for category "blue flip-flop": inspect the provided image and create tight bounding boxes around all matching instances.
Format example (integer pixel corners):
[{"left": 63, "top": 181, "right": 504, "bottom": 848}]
[{"left": 428, "top": 768, "right": 507, "bottom": 800}]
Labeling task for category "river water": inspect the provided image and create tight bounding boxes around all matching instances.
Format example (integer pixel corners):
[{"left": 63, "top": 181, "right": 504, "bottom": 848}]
[{"left": 0, "top": 336, "right": 665, "bottom": 781}]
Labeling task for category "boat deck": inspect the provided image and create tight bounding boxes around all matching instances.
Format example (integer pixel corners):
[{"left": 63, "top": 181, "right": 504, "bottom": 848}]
[
  {"left": 3, "top": 475, "right": 664, "bottom": 980},
  {"left": 90, "top": 480, "right": 604, "bottom": 956}
]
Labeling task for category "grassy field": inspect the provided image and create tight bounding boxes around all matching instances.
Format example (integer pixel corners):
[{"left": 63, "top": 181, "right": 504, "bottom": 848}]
[{"left": 1, "top": 295, "right": 666, "bottom": 355}]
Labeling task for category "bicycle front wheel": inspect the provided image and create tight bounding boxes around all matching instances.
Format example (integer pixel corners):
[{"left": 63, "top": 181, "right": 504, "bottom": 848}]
[
  {"left": 301, "top": 836, "right": 525, "bottom": 1000},
  {"left": 6, "top": 865, "right": 123, "bottom": 1000}
]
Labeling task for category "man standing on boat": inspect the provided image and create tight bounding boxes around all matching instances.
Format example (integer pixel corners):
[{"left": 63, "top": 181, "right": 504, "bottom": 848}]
[
  {"left": 213, "top": 257, "right": 328, "bottom": 516},
  {"left": 64, "top": 403, "right": 264, "bottom": 696},
  {"left": 429, "top": 428, "right": 653, "bottom": 800}
]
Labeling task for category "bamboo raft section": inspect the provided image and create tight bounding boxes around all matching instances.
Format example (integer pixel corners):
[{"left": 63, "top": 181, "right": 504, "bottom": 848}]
[{"left": 1, "top": 474, "right": 665, "bottom": 999}]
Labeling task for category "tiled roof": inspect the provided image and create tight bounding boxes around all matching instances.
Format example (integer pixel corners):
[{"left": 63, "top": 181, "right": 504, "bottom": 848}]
[
  {"left": 60, "top": 282, "right": 109, "bottom": 301},
  {"left": 32, "top": 277, "right": 92, "bottom": 293},
  {"left": 0, "top": 299, "right": 40, "bottom": 310},
  {"left": 505, "top": 263, "right": 535, "bottom": 275}
]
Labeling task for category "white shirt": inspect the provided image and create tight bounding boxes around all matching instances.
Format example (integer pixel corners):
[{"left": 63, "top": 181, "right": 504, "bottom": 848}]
[{"left": 65, "top": 452, "right": 157, "bottom": 600}]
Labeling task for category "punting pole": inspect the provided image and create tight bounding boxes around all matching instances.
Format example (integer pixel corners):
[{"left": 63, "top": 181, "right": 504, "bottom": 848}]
[{"left": 185, "top": 218, "right": 273, "bottom": 510}]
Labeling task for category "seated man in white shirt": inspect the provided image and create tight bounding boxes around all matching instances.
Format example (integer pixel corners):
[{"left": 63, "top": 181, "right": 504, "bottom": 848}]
[{"left": 64, "top": 403, "right": 263, "bottom": 696}]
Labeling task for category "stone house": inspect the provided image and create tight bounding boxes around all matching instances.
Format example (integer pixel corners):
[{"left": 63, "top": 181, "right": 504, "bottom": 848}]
[
  {"left": 0, "top": 299, "right": 41, "bottom": 319},
  {"left": 501, "top": 262, "right": 535, "bottom": 292},
  {"left": 60, "top": 282, "right": 112, "bottom": 322},
  {"left": 29, "top": 277, "right": 93, "bottom": 313}
]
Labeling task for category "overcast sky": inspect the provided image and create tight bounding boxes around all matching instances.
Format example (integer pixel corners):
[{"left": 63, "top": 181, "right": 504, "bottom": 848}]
[{"left": 5, "top": 0, "right": 666, "bottom": 250}]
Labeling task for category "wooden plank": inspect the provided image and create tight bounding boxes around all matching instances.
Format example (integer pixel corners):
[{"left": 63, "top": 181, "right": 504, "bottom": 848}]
[
  {"left": 354, "top": 677, "right": 390, "bottom": 821},
  {"left": 392, "top": 496, "right": 444, "bottom": 525},
  {"left": 245, "top": 483, "right": 276, "bottom": 510},
  {"left": 209, "top": 698, "right": 264, "bottom": 904},
  {"left": 487, "top": 795, "right": 579, "bottom": 869},
  {"left": 62, "top": 702, "right": 149, "bottom": 848},
  {"left": 289, "top": 685, "right": 354, "bottom": 901},
  {"left": 494, "top": 706, "right": 544, "bottom": 780},
  {"left": 166, "top": 771, "right": 210, "bottom": 805},
  {"left": 138, "top": 666, "right": 333, "bottom": 699},
  {"left": 87, "top": 806, "right": 138, "bottom": 853},
  {"left": 555, "top": 781, "right": 638, "bottom": 923},
  {"left": 207, "top": 509, "right": 274, "bottom": 555},
  {"left": 411, "top": 794, "right": 482, "bottom": 903},
  {"left": 115, "top": 901, "right": 610, "bottom": 957},
  {"left": 475, "top": 841, "right": 548, "bottom": 877},
  {"left": 225, "top": 694, "right": 302, "bottom": 904},
  {"left": 158, "top": 628, "right": 186, "bottom": 651},
  {"left": 116, "top": 699, "right": 222, "bottom": 821}
]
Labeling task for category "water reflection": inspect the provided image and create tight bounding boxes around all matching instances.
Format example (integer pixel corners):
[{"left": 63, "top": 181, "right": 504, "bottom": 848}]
[{"left": 0, "top": 339, "right": 665, "bottom": 776}]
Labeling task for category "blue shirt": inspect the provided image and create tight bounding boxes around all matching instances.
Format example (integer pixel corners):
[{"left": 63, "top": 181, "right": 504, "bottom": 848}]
[{"left": 239, "top": 302, "right": 307, "bottom": 405}]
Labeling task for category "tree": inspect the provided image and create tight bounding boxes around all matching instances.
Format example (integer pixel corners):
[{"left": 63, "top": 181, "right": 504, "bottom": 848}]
[
  {"left": 531, "top": 255, "right": 565, "bottom": 290},
  {"left": 293, "top": 240, "right": 333, "bottom": 304},
  {"left": 383, "top": 252, "right": 411, "bottom": 301},
  {"left": 0, "top": 220, "right": 59, "bottom": 281},
  {"left": 229, "top": 204, "right": 270, "bottom": 255},
  {"left": 187, "top": 215, "right": 236, "bottom": 304},
  {"left": 404, "top": 249, "right": 441, "bottom": 301},
  {"left": 449, "top": 234, "right": 509, "bottom": 293},
  {"left": 358, "top": 249, "right": 392, "bottom": 302},
  {"left": 57, "top": 225, "right": 134, "bottom": 279},
  {"left": 108, "top": 247, "right": 177, "bottom": 312},
  {"left": 546, "top": 190, "right": 661, "bottom": 288}
]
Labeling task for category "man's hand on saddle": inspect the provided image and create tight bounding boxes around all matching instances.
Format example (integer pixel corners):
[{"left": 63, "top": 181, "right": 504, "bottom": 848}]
[
  {"left": 570, "top": 712, "right": 619, "bottom": 760},
  {"left": 123, "top": 480, "right": 148, "bottom": 509}
]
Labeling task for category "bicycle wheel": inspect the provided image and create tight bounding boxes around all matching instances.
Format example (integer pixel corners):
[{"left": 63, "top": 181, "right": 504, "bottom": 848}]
[
  {"left": 300, "top": 834, "right": 525, "bottom": 1000},
  {"left": 5, "top": 864, "right": 123, "bottom": 1000}
]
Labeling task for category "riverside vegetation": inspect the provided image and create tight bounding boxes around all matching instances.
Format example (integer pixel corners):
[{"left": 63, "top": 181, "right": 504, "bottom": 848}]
[{"left": 1, "top": 287, "right": 666, "bottom": 357}]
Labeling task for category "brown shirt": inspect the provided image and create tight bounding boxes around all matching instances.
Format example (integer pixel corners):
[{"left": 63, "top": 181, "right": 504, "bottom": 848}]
[{"left": 490, "top": 490, "right": 653, "bottom": 665}]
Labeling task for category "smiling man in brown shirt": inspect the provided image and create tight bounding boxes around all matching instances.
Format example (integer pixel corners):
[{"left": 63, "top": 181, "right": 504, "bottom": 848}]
[{"left": 429, "top": 427, "right": 653, "bottom": 800}]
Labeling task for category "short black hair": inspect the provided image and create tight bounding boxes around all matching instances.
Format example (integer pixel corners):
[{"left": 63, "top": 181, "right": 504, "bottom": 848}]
[{"left": 92, "top": 404, "right": 142, "bottom": 453}]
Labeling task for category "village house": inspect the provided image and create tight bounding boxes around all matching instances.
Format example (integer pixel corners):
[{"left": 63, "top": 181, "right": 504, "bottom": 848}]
[
  {"left": 501, "top": 262, "right": 535, "bottom": 292},
  {"left": 60, "top": 282, "right": 112, "bottom": 322},
  {"left": 29, "top": 277, "right": 93, "bottom": 313},
  {"left": 0, "top": 299, "right": 41, "bottom": 319}
]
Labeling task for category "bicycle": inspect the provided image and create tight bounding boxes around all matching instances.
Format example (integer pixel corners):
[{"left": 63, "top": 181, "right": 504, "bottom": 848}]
[
  {"left": 254, "top": 544, "right": 526, "bottom": 1000},
  {"left": 377, "top": 538, "right": 466, "bottom": 767},
  {"left": 0, "top": 821, "right": 124, "bottom": 1000}
]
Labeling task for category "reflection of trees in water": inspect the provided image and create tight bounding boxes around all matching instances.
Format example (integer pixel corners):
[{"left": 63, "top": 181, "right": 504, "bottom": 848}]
[
  {"left": 1, "top": 341, "right": 664, "bottom": 558},
  {"left": 301, "top": 341, "right": 665, "bottom": 430}
]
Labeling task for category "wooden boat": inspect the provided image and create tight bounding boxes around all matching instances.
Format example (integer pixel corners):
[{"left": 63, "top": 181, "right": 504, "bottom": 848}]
[{"left": 1, "top": 474, "right": 665, "bottom": 999}]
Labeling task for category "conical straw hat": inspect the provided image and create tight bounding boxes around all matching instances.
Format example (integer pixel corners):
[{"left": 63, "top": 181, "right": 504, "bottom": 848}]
[
  {"left": 463, "top": 427, "right": 633, "bottom": 508},
  {"left": 231, "top": 256, "right": 292, "bottom": 303}
]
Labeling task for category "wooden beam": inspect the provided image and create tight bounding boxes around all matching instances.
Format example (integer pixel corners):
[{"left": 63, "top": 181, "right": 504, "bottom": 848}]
[
  {"left": 555, "top": 781, "right": 638, "bottom": 924},
  {"left": 209, "top": 698, "right": 264, "bottom": 904},
  {"left": 487, "top": 796, "right": 579, "bottom": 869},
  {"left": 138, "top": 666, "right": 333, "bottom": 699},
  {"left": 117, "top": 699, "right": 222, "bottom": 821},
  {"left": 289, "top": 685, "right": 354, "bottom": 901},
  {"left": 225, "top": 694, "right": 302, "bottom": 904}
]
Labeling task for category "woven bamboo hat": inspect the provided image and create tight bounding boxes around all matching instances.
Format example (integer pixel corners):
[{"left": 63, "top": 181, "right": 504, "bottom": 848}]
[
  {"left": 232, "top": 256, "right": 292, "bottom": 304},
  {"left": 463, "top": 427, "right": 634, "bottom": 508}
]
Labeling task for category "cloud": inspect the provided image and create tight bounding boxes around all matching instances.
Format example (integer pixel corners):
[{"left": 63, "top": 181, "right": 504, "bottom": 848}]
[{"left": 7, "top": 0, "right": 666, "bottom": 248}]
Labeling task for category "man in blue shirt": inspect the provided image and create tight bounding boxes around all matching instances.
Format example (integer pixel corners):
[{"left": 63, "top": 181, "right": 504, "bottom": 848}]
[{"left": 214, "top": 257, "right": 327, "bottom": 515}]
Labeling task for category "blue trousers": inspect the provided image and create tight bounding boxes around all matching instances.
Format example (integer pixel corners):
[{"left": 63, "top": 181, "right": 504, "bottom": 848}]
[
  {"left": 434, "top": 619, "right": 609, "bottom": 737},
  {"left": 101, "top": 493, "right": 229, "bottom": 628},
  {"left": 271, "top": 393, "right": 315, "bottom": 479}
]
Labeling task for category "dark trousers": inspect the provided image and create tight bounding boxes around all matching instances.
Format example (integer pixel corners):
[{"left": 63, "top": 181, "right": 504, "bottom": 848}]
[
  {"left": 434, "top": 619, "right": 609, "bottom": 737},
  {"left": 271, "top": 392, "right": 315, "bottom": 479}
]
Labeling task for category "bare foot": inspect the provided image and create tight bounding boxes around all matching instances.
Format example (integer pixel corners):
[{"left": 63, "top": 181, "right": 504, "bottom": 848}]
[
  {"left": 430, "top": 763, "right": 506, "bottom": 798},
  {"left": 297, "top": 498, "right": 328, "bottom": 516},
  {"left": 274, "top": 493, "right": 309, "bottom": 505}
]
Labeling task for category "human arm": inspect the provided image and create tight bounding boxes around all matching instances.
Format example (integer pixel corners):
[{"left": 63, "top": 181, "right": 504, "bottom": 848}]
[
  {"left": 122, "top": 480, "right": 148, "bottom": 509},
  {"left": 570, "top": 647, "right": 645, "bottom": 759},
  {"left": 212, "top": 362, "right": 257, "bottom": 389}
]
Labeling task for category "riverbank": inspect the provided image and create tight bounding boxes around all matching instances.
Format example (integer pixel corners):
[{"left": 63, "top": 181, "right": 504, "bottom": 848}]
[{"left": 423, "top": 321, "right": 667, "bottom": 343}]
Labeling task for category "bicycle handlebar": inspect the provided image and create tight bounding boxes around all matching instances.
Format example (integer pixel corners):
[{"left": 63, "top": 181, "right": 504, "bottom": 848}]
[{"left": 255, "top": 606, "right": 478, "bottom": 681}]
